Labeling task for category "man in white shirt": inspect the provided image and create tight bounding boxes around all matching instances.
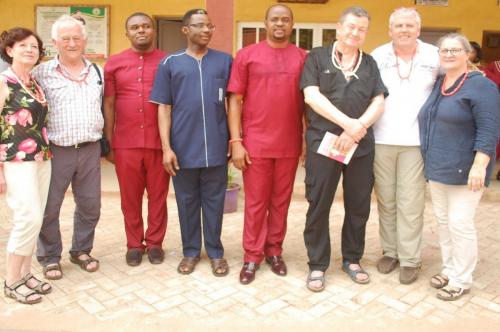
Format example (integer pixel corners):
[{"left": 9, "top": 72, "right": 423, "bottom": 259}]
[
  {"left": 372, "top": 7, "right": 439, "bottom": 284},
  {"left": 33, "top": 15, "right": 104, "bottom": 280}
]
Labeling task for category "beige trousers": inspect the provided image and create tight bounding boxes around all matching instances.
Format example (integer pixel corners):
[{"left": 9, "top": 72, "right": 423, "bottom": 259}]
[
  {"left": 374, "top": 144, "right": 425, "bottom": 267},
  {"left": 429, "top": 181, "right": 482, "bottom": 289},
  {"left": 4, "top": 160, "right": 51, "bottom": 256}
]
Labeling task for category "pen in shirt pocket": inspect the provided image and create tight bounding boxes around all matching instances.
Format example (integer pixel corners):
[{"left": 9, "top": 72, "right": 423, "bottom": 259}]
[{"left": 219, "top": 88, "right": 223, "bottom": 102}]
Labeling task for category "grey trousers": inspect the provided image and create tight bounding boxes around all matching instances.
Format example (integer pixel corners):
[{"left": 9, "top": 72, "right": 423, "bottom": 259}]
[{"left": 37, "top": 142, "right": 101, "bottom": 266}]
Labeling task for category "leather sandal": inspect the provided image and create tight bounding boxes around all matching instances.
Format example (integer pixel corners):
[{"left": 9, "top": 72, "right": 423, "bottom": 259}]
[
  {"left": 23, "top": 273, "right": 52, "bottom": 294},
  {"left": 430, "top": 273, "right": 449, "bottom": 289},
  {"left": 4, "top": 280, "right": 42, "bottom": 305},
  {"left": 43, "top": 263, "right": 63, "bottom": 280},
  {"left": 210, "top": 258, "right": 229, "bottom": 277},
  {"left": 306, "top": 271, "right": 326, "bottom": 292},
  {"left": 342, "top": 261, "right": 370, "bottom": 284},
  {"left": 177, "top": 256, "right": 200, "bottom": 275},
  {"left": 70, "top": 254, "right": 100, "bottom": 273},
  {"left": 437, "top": 286, "right": 470, "bottom": 301}
]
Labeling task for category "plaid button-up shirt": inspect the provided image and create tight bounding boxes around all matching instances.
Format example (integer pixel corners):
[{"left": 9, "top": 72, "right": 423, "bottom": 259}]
[{"left": 32, "top": 57, "right": 104, "bottom": 146}]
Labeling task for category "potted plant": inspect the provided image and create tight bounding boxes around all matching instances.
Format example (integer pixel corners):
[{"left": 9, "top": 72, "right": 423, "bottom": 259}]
[{"left": 224, "top": 164, "right": 241, "bottom": 213}]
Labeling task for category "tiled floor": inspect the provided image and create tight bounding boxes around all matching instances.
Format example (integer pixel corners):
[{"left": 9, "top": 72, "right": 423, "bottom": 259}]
[{"left": 1, "top": 163, "right": 499, "bottom": 331}]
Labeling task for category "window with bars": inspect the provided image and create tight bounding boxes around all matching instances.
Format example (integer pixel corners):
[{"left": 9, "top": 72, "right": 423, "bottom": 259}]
[{"left": 238, "top": 23, "right": 337, "bottom": 50}]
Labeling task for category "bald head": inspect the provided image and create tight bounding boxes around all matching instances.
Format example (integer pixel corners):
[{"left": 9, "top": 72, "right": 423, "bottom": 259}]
[{"left": 265, "top": 4, "right": 293, "bottom": 20}]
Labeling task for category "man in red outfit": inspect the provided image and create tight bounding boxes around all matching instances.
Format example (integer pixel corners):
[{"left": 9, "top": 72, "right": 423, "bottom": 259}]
[
  {"left": 104, "top": 12, "right": 169, "bottom": 266},
  {"left": 227, "top": 4, "right": 307, "bottom": 285}
]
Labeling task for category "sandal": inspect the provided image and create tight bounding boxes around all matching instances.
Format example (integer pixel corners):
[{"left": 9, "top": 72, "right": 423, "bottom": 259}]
[
  {"left": 306, "top": 271, "right": 326, "bottom": 292},
  {"left": 210, "top": 258, "right": 229, "bottom": 277},
  {"left": 177, "top": 256, "right": 200, "bottom": 275},
  {"left": 43, "top": 263, "right": 63, "bottom": 280},
  {"left": 430, "top": 273, "right": 449, "bottom": 289},
  {"left": 70, "top": 254, "right": 100, "bottom": 273},
  {"left": 4, "top": 280, "right": 42, "bottom": 305},
  {"left": 342, "top": 261, "right": 370, "bottom": 284},
  {"left": 436, "top": 286, "right": 470, "bottom": 301},
  {"left": 23, "top": 273, "right": 52, "bottom": 294}
]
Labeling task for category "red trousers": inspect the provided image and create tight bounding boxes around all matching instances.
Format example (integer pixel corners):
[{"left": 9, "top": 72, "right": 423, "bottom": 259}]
[
  {"left": 114, "top": 148, "right": 169, "bottom": 250},
  {"left": 242, "top": 157, "right": 298, "bottom": 263}
]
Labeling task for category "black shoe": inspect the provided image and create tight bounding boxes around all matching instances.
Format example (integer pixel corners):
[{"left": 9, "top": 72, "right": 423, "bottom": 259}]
[
  {"left": 147, "top": 247, "right": 164, "bottom": 264},
  {"left": 126, "top": 248, "right": 144, "bottom": 266}
]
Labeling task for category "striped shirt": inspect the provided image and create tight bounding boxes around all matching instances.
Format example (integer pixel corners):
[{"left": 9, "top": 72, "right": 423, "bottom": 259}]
[{"left": 32, "top": 57, "right": 104, "bottom": 146}]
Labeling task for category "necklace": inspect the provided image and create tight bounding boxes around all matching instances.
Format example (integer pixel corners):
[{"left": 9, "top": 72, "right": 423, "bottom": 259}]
[
  {"left": 56, "top": 64, "right": 89, "bottom": 84},
  {"left": 8, "top": 67, "right": 47, "bottom": 105},
  {"left": 394, "top": 46, "right": 416, "bottom": 80},
  {"left": 441, "top": 69, "right": 468, "bottom": 96},
  {"left": 331, "top": 41, "right": 363, "bottom": 80}
]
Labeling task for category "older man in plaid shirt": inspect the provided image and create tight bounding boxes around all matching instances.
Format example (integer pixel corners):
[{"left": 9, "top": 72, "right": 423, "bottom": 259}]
[{"left": 32, "top": 15, "right": 103, "bottom": 280}]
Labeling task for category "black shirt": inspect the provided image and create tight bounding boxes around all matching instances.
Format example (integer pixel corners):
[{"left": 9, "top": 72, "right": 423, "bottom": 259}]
[{"left": 300, "top": 44, "right": 388, "bottom": 157}]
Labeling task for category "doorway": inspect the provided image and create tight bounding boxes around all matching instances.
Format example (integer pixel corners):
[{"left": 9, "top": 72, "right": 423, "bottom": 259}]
[
  {"left": 156, "top": 18, "right": 186, "bottom": 54},
  {"left": 482, "top": 31, "right": 500, "bottom": 65}
]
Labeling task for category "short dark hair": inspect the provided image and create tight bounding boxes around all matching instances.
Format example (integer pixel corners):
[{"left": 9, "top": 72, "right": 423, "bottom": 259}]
[
  {"left": 339, "top": 6, "right": 371, "bottom": 23},
  {"left": 265, "top": 4, "right": 293, "bottom": 20},
  {"left": 125, "top": 12, "right": 154, "bottom": 30},
  {"left": 0, "top": 27, "right": 44, "bottom": 65},
  {"left": 469, "top": 41, "right": 482, "bottom": 62},
  {"left": 182, "top": 9, "right": 208, "bottom": 26}
]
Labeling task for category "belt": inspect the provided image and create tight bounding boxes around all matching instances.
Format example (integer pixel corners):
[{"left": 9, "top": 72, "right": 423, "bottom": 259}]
[{"left": 50, "top": 141, "right": 95, "bottom": 149}]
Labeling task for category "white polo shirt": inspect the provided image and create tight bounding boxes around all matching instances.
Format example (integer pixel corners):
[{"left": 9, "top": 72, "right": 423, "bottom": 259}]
[{"left": 372, "top": 40, "right": 440, "bottom": 146}]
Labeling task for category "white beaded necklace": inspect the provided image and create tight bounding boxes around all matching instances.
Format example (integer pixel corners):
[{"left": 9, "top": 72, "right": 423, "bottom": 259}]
[{"left": 331, "top": 41, "right": 363, "bottom": 80}]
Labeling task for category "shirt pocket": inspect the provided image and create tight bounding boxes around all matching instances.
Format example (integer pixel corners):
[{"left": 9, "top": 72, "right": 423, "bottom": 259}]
[
  {"left": 319, "top": 72, "right": 337, "bottom": 96},
  {"left": 213, "top": 78, "right": 226, "bottom": 105}
]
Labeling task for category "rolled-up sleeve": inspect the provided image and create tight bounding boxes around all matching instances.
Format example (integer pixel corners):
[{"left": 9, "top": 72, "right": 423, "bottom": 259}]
[{"left": 471, "top": 78, "right": 500, "bottom": 156}]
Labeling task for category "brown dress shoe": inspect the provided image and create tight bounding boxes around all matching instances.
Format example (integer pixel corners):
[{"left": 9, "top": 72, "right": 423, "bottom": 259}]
[
  {"left": 265, "top": 256, "right": 287, "bottom": 276},
  {"left": 399, "top": 266, "right": 419, "bottom": 285},
  {"left": 147, "top": 247, "right": 164, "bottom": 264},
  {"left": 239, "top": 262, "right": 259, "bottom": 285},
  {"left": 376, "top": 256, "right": 399, "bottom": 274},
  {"left": 126, "top": 248, "right": 144, "bottom": 266}
]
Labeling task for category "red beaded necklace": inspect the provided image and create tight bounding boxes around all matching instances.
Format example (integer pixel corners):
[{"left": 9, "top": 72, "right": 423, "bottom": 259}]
[
  {"left": 394, "top": 47, "right": 416, "bottom": 80},
  {"left": 441, "top": 69, "right": 468, "bottom": 96},
  {"left": 56, "top": 65, "right": 90, "bottom": 84},
  {"left": 9, "top": 67, "right": 47, "bottom": 105}
]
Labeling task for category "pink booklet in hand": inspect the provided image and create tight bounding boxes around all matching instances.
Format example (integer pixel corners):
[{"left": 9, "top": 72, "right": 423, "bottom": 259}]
[{"left": 317, "top": 132, "right": 358, "bottom": 165}]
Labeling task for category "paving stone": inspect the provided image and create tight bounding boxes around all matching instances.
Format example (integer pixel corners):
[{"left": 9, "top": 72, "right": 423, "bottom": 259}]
[
  {"left": 77, "top": 296, "right": 106, "bottom": 314},
  {"left": 408, "top": 301, "right": 435, "bottom": 319},
  {"left": 470, "top": 296, "right": 500, "bottom": 313},
  {"left": 256, "top": 299, "right": 289, "bottom": 315},
  {"left": 2, "top": 164, "right": 500, "bottom": 329},
  {"left": 376, "top": 295, "right": 411, "bottom": 313}
]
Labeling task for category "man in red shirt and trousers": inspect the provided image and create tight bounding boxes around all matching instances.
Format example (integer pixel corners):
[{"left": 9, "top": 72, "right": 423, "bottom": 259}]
[
  {"left": 104, "top": 12, "right": 169, "bottom": 266},
  {"left": 228, "top": 4, "right": 307, "bottom": 284}
]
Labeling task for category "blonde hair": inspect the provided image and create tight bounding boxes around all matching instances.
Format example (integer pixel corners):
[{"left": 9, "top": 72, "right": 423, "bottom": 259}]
[{"left": 389, "top": 7, "right": 421, "bottom": 28}]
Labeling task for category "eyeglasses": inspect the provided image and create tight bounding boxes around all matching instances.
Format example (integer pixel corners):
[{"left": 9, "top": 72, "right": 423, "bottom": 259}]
[
  {"left": 438, "top": 48, "right": 463, "bottom": 56},
  {"left": 188, "top": 23, "right": 216, "bottom": 31}
]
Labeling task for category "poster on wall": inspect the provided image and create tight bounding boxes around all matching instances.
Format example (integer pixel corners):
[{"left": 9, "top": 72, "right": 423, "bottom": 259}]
[
  {"left": 35, "top": 5, "right": 109, "bottom": 59},
  {"left": 415, "top": 0, "right": 448, "bottom": 5}
]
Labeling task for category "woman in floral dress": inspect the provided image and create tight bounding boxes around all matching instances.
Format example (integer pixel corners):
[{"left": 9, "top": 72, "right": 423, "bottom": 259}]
[{"left": 0, "top": 27, "right": 52, "bottom": 304}]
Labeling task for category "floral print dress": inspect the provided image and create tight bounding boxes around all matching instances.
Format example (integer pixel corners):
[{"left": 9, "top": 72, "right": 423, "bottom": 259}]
[{"left": 0, "top": 71, "right": 51, "bottom": 162}]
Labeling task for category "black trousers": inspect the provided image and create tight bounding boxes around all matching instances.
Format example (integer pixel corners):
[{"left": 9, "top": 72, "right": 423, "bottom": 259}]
[{"left": 303, "top": 149, "right": 374, "bottom": 271}]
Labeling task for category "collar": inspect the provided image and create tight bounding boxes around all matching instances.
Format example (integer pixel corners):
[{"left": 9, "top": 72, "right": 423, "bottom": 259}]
[
  {"left": 55, "top": 56, "right": 91, "bottom": 76},
  {"left": 128, "top": 48, "right": 158, "bottom": 57},
  {"left": 389, "top": 39, "right": 422, "bottom": 58}
]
